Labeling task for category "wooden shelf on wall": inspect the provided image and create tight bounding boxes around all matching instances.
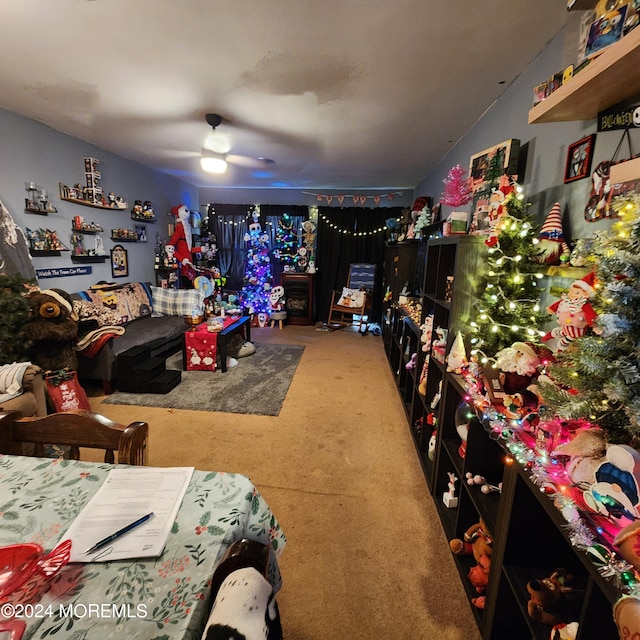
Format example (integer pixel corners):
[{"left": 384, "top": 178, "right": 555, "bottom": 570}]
[
  {"left": 543, "top": 265, "right": 592, "bottom": 278},
  {"left": 528, "top": 26, "right": 640, "bottom": 124},
  {"left": 70, "top": 254, "right": 108, "bottom": 263},
  {"left": 30, "top": 249, "right": 64, "bottom": 257}
]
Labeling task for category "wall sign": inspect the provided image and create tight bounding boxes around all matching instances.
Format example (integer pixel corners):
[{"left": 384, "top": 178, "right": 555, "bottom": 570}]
[
  {"left": 36, "top": 266, "right": 92, "bottom": 278},
  {"left": 598, "top": 104, "right": 640, "bottom": 132}
]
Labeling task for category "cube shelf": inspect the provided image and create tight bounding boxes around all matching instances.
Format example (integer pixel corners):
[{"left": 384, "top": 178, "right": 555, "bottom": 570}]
[{"left": 382, "top": 235, "right": 621, "bottom": 639}]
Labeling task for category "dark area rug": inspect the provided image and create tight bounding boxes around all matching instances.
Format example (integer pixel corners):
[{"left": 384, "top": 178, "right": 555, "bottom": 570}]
[{"left": 102, "top": 343, "right": 305, "bottom": 416}]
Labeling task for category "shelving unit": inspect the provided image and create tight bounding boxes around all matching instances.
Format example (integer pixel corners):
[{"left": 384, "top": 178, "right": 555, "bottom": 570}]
[
  {"left": 528, "top": 24, "right": 640, "bottom": 124},
  {"left": 382, "top": 242, "right": 420, "bottom": 304},
  {"left": 384, "top": 235, "right": 621, "bottom": 639}
]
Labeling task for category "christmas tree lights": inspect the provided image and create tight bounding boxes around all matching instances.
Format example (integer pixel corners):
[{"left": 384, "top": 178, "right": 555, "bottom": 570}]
[
  {"left": 274, "top": 213, "right": 298, "bottom": 265},
  {"left": 542, "top": 193, "right": 640, "bottom": 444},
  {"left": 467, "top": 183, "right": 548, "bottom": 360},
  {"left": 240, "top": 207, "right": 275, "bottom": 314}
]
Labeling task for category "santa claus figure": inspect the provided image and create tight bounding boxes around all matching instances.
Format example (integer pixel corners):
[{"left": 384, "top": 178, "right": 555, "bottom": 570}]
[
  {"left": 483, "top": 175, "right": 514, "bottom": 248},
  {"left": 166, "top": 204, "right": 196, "bottom": 279},
  {"left": 543, "top": 271, "right": 598, "bottom": 351},
  {"left": 494, "top": 341, "right": 544, "bottom": 394}
]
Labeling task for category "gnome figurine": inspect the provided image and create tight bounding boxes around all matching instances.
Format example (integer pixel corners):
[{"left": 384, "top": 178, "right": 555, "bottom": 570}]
[
  {"left": 536, "top": 202, "right": 571, "bottom": 265},
  {"left": 446, "top": 332, "right": 468, "bottom": 374}
]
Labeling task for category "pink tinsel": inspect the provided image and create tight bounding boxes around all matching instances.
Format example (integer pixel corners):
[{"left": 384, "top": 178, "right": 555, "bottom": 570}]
[{"left": 440, "top": 164, "right": 472, "bottom": 207}]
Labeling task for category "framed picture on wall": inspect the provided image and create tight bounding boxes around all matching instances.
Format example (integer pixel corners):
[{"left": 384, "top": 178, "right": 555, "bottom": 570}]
[
  {"left": 468, "top": 139, "right": 520, "bottom": 235},
  {"left": 110, "top": 244, "right": 128, "bottom": 278},
  {"left": 564, "top": 134, "right": 596, "bottom": 183},
  {"left": 468, "top": 139, "right": 520, "bottom": 193}
]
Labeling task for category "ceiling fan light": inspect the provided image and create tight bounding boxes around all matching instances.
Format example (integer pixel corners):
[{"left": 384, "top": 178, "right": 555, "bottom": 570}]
[{"left": 200, "top": 156, "right": 228, "bottom": 174}]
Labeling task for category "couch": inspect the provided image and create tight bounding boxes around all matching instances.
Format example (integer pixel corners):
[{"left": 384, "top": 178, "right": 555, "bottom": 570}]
[
  {"left": 70, "top": 282, "right": 205, "bottom": 393},
  {"left": 0, "top": 363, "right": 47, "bottom": 417}
]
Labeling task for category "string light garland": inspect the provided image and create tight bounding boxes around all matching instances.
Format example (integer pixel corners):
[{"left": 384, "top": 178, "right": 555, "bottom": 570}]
[
  {"left": 467, "top": 182, "right": 548, "bottom": 357},
  {"left": 318, "top": 212, "right": 387, "bottom": 236},
  {"left": 458, "top": 361, "right": 640, "bottom": 593}
]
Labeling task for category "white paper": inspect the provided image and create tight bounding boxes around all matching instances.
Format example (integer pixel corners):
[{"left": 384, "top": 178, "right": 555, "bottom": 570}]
[{"left": 62, "top": 466, "right": 194, "bottom": 562}]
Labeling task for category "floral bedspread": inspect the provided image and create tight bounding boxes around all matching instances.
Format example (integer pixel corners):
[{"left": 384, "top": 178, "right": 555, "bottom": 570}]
[{"left": 0, "top": 455, "right": 286, "bottom": 640}]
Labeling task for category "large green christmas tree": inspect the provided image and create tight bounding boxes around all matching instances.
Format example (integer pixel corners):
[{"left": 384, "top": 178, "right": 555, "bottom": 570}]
[
  {"left": 541, "top": 193, "right": 640, "bottom": 444},
  {"left": 468, "top": 184, "right": 548, "bottom": 359}
]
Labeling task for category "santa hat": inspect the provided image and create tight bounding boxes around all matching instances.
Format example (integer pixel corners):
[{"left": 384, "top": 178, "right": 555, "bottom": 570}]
[
  {"left": 572, "top": 271, "right": 597, "bottom": 297},
  {"left": 539, "top": 202, "right": 566, "bottom": 241},
  {"left": 171, "top": 204, "right": 189, "bottom": 217}
]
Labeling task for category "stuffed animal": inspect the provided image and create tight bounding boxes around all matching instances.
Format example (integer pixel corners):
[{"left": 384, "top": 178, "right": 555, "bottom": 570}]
[
  {"left": 551, "top": 428, "right": 607, "bottom": 488},
  {"left": 527, "top": 568, "right": 584, "bottom": 627},
  {"left": 494, "top": 341, "right": 549, "bottom": 395},
  {"left": 23, "top": 288, "right": 79, "bottom": 371},
  {"left": 450, "top": 518, "right": 493, "bottom": 608},
  {"left": 583, "top": 444, "right": 640, "bottom": 522},
  {"left": 502, "top": 385, "right": 541, "bottom": 426}
]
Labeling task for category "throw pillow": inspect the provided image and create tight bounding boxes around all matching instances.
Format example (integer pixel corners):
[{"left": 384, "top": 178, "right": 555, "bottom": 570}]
[
  {"left": 151, "top": 286, "right": 205, "bottom": 317},
  {"left": 337, "top": 287, "right": 365, "bottom": 308}
]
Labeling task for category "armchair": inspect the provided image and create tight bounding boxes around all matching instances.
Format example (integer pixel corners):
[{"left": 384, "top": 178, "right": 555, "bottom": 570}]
[{"left": 0, "top": 363, "right": 46, "bottom": 418}]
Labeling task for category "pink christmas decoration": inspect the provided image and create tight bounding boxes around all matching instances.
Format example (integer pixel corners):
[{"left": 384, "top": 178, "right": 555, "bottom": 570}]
[{"left": 440, "top": 165, "right": 473, "bottom": 207}]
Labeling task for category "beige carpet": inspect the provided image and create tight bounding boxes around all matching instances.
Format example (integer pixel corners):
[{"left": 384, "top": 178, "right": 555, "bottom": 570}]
[{"left": 87, "top": 324, "right": 481, "bottom": 640}]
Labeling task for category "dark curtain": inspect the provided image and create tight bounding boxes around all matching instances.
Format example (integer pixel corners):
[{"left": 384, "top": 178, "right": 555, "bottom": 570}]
[
  {"left": 316, "top": 206, "right": 403, "bottom": 324},
  {"left": 208, "top": 204, "right": 308, "bottom": 290}
]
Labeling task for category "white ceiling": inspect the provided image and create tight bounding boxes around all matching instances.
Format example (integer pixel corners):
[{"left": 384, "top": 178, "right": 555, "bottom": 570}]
[{"left": 0, "top": 0, "right": 568, "bottom": 192}]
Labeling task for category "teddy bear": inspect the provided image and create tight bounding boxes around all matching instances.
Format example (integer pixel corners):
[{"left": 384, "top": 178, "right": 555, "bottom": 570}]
[
  {"left": 450, "top": 518, "right": 493, "bottom": 609},
  {"left": 23, "top": 288, "right": 79, "bottom": 372},
  {"left": 527, "top": 568, "right": 585, "bottom": 626}
]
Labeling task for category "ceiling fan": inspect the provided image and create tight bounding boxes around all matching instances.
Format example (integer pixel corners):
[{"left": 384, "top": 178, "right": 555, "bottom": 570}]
[{"left": 200, "top": 113, "right": 275, "bottom": 174}]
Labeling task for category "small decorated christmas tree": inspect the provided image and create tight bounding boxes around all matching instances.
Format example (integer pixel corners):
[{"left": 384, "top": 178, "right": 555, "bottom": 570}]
[
  {"left": 241, "top": 208, "right": 275, "bottom": 314},
  {"left": 274, "top": 213, "right": 298, "bottom": 266},
  {"left": 467, "top": 184, "right": 548, "bottom": 359},
  {"left": 440, "top": 164, "right": 473, "bottom": 208},
  {"left": 541, "top": 193, "right": 640, "bottom": 444}
]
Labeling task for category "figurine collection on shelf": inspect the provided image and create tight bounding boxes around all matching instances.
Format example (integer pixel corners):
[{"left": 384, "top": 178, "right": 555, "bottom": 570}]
[
  {"left": 59, "top": 157, "right": 128, "bottom": 210},
  {"left": 25, "top": 182, "right": 57, "bottom": 214},
  {"left": 26, "top": 228, "right": 68, "bottom": 253}
]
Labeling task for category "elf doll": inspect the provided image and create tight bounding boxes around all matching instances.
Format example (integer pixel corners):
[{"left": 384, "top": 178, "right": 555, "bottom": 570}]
[{"left": 543, "top": 272, "right": 598, "bottom": 351}]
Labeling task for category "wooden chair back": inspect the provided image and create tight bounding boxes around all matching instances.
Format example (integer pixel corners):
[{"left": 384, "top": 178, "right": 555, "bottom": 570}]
[{"left": 1, "top": 409, "right": 148, "bottom": 465}]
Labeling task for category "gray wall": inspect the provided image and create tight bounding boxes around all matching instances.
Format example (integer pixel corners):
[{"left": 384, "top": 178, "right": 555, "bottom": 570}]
[
  {"left": 0, "top": 107, "right": 198, "bottom": 293},
  {"left": 414, "top": 23, "right": 639, "bottom": 244}
]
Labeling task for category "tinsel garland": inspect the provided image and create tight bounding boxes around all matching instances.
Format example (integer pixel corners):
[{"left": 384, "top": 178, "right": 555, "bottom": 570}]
[{"left": 461, "top": 363, "right": 640, "bottom": 593}]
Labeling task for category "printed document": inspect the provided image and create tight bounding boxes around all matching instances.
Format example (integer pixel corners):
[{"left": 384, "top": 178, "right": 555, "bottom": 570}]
[{"left": 62, "top": 466, "right": 194, "bottom": 562}]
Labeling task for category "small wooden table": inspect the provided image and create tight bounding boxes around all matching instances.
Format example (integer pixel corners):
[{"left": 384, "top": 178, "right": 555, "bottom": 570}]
[
  {"left": 183, "top": 315, "right": 251, "bottom": 373},
  {"left": 217, "top": 315, "right": 251, "bottom": 372}
]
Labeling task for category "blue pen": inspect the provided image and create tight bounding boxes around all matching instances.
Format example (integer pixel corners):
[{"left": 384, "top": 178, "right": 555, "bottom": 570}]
[{"left": 85, "top": 512, "right": 155, "bottom": 554}]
